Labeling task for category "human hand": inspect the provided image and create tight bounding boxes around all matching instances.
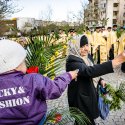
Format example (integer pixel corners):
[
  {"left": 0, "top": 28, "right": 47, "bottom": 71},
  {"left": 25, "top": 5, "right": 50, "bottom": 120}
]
[
  {"left": 100, "top": 80, "right": 106, "bottom": 88},
  {"left": 112, "top": 51, "right": 125, "bottom": 68},
  {"left": 119, "top": 51, "right": 125, "bottom": 61},
  {"left": 69, "top": 69, "right": 79, "bottom": 80},
  {"left": 118, "top": 51, "right": 125, "bottom": 58}
]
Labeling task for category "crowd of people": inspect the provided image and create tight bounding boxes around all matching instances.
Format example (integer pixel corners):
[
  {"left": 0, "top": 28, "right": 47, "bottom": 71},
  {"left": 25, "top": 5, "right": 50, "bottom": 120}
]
[
  {"left": 0, "top": 25, "right": 125, "bottom": 125},
  {"left": 84, "top": 25, "right": 125, "bottom": 64},
  {"left": 57, "top": 25, "right": 125, "bottom": 64}
]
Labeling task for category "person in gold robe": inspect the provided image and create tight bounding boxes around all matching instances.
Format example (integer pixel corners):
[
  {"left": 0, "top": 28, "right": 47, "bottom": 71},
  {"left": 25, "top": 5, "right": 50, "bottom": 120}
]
[
  {"left": 92, "top": 26, "right": 101, "bottom": 64},
  {"left": 106, "top": 27, "right": 113, "bottom": 60},
  {"left": 118, "top": 27, "right": 125, "bottom": 54},
  {"left": 111, "top": 29, "right": 118, "bottom": 58},
  {"left": 99, "top": 26, "right": 108, "bottom": 63}
]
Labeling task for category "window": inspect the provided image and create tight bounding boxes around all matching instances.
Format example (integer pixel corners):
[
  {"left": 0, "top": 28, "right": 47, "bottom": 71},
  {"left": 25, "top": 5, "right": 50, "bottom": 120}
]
[
  {"left": 113, "top": 3, "right": 119, "bottom": 7},
  {"left": 104, "top": 3, "right": 106, "bottom": 8},
  {"left": 123, "top": 20, "right": 125, "bottom": 25},
  {"left": 123, "top": 13, "right": 125, "bottom": 17},
  {"left": 113, "top": 11, "right": 118, "bottom": 16},
  {"left": 113, "top": 19, "right": 117, "bottom": 24}
]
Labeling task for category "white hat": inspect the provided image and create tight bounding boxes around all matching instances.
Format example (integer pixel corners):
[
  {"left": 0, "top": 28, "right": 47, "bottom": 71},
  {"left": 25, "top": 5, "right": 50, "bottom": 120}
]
[{"left": 0, "top": 39, "right": 26, "bottom": 74}]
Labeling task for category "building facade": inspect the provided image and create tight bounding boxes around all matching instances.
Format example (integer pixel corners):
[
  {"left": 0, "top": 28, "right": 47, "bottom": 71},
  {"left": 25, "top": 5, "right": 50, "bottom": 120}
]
[
  {"left": 0, "top": 19, "right": 17, "bottom": 36},
  {"left": 84, "top": 0, "right": 99, "bottom": 27},
  {"left": 0, "top": 17, "right": 75, "bottom": 36},
  {"left": 86, "top": 0, "right": 125, "bottom": 27}
]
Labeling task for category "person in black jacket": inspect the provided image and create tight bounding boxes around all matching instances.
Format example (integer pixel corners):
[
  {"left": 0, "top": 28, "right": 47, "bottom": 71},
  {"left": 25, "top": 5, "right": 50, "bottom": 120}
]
[{"left": 66, "top": 35, "right": 125, "bottom": 125}]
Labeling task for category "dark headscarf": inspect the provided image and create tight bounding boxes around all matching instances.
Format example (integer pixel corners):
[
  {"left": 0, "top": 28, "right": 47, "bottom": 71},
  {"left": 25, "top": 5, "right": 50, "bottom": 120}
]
[
  {"left": 68, "top": 35, "right": 93, "bottom": 66},
  {"left": 68, "top": 35, "right": 89, "bottom": 58},
  {"left": 80, "top": 35, "right": 89, "bottom": 47}
]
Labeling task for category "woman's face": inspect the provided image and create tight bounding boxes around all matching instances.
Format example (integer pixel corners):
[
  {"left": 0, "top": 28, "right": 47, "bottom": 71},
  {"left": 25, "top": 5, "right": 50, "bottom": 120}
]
[{"left": 80, "top": 44, "right": 90, "bottom": 57}]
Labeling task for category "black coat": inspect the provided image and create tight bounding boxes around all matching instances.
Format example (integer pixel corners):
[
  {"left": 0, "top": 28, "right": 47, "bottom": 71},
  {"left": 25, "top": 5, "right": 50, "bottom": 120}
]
[
  {"left": 121, "top": 62, "right": 125, "bottom": 73},
  {"left": 66, "top": 55, "right": 114, "bottom": 119}
]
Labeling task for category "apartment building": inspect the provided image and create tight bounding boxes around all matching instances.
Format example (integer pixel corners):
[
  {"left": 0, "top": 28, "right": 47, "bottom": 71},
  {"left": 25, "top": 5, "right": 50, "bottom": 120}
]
[
  {"left": 86, "top": 0, "right": 125, "bottom": 27},
  {"left": 84, "top": 0, "right": 99, "bottom": 27}
]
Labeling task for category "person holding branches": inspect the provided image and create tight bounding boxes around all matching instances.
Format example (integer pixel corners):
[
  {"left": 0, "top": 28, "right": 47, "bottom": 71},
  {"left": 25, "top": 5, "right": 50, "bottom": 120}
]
[{"left": 66, "top": 35, "right": 125, "bottom": 125}]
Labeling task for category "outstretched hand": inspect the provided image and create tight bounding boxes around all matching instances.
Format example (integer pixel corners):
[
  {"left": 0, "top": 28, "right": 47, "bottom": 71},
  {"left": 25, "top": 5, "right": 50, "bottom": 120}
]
[
  {"left": 100, "top": 80, "right": 106, "bottom": 88},
  {"left": 69, "top": 69, "right": 79, "bottom": 80},
  {"left": 118, "top": 51, "right": 125, "bottom": 59},
  {"left": 112, "top": 51, "right": 125, "bottom": 68}
]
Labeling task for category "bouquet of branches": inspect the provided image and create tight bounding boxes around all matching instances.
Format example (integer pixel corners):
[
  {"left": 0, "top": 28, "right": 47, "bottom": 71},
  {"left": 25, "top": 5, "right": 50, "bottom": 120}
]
[
  {"left": 42, "top": 107, "right": 90, "bottom": 125},
  {"left": 101, "top": 82, "right": 125, "bottom": 111},
  {"left": 25, "top": 34, "right": 90, "bottom": 125}
]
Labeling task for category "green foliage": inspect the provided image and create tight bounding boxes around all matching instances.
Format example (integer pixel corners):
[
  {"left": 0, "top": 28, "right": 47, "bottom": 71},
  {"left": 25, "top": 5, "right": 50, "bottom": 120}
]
[
  {"left": 44, "top": 107, "right": 90, "bottom": 125},
  {"left": 116, "top": 28, "right": 122, "bottom": 38},
  {"left": 25, "top": 33, "right": 89, "bottom": 125},
  {"left": 69, "top": 107, "right": 90, "bottom": 125},
  {"left": 100, "top": 18, "right": 109, "bottom": 26},
  {"left": 102, "top": 83, "right": 125, "bottom": 111},
  {"left": 116, "top": 28, "right": 125, "bottom": 38},
  {"left": 25, "top": 34, "right": 66, "bottom": 78},
  {"left": 75, "top": 24, "right": 85, "bottom": 35}
]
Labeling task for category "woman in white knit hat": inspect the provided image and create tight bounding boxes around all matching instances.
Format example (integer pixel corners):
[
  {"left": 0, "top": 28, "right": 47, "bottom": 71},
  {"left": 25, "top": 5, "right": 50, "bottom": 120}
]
[{"left": 0, "top": 39, "right": 78, "bottom": 125}]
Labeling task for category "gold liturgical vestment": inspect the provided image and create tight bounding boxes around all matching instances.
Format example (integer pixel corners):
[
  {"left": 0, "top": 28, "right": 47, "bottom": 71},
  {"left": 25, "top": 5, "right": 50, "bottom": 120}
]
[
  {"left": 111, "top": 31, "right": 118, "bottom": 57},
  {"left": 99, "top": 32, "right": 108, "bottom": 63},
  {"left": 92, "top": 32, "right": 108, "bottom": 63},
  {"left": 118, "top": 32, "right": 125, "bottom": 54},
  {"left": 106, "top": 31, "right": 112, "bottom": 57}
]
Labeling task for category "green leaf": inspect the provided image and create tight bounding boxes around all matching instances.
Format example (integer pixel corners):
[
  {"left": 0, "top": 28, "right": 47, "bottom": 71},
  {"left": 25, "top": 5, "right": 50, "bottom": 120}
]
[{"left": 43, "top": 107, "right": 90, "bottom": 125}]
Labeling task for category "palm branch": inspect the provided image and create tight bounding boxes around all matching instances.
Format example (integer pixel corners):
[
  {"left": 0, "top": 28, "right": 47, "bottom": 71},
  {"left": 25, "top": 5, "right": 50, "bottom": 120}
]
[
  {"left": 44, "top": 107, "right": 90, "bottom": 125},
  {"left": 103, "top": 83, "right": 125, "bottom": 110},
  {"left": 24, "top": 33, "right": 89, "bottom": 125},
  {"left": 25, "top": 34, "right": 66, "bottom": 77}
]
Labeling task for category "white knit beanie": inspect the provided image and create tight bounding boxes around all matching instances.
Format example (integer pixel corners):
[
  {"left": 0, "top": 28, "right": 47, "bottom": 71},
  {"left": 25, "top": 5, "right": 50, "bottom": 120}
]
[{"left": 0, "top": 39, "right": 26, "bottom": 74}]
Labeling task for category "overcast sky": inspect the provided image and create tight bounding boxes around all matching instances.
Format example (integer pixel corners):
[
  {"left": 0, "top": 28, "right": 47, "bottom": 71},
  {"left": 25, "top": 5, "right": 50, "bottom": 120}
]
[{"left": 11, "top": 0, "right": 88, "bottom": 21}]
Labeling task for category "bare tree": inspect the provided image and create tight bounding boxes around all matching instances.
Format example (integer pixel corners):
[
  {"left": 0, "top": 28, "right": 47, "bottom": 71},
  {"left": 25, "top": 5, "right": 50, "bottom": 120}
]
[
  {"left": 0, "top": 0, "right": 19, "bottom": 20},
  {"left": 66, "top": 1, "right": 88, "bottom": 25},
  {"left": 39, "top": 5, "right": 53, "bottom": 21},
  {"left": 38, "top": 5, "right": 53, "bottom": 28},
  {"left": 0, "top": 0, "right": 20, "bottom": 36}
]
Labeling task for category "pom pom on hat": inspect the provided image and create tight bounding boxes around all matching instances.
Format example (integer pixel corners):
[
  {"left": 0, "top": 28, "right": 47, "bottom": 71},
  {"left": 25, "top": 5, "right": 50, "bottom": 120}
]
[{"left": 0, "top": 39, "right": 26, "bottom": 74}]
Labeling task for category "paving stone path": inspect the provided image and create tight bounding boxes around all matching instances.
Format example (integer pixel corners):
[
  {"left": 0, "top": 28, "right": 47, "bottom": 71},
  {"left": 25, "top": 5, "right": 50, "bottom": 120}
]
[
  {"left": 47, "top": 65, "right": 125, "bottom": 125},
  {"left": 95, "top": 66, "right": 125, "bottom": 125}
]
